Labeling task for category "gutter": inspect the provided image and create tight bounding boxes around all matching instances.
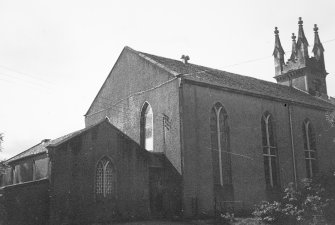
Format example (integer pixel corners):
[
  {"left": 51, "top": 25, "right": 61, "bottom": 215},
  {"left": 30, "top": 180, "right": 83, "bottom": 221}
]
[{"left": 183, "top": 78, "right": 334, "bottom": 112}]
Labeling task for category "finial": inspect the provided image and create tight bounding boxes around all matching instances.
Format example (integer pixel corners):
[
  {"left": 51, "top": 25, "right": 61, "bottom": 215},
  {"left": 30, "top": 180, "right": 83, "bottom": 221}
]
[
  {"left": 292, "top": 33, "right": 296, "bottom": 41},
  {"left": 274, "top": 27, "right": 279, "bottom": 35},
  {"left": 181, "top": 55, "right": 190, "bottom": 64},
  {"left": 298, "top": 17, "right": 303, "bottom": 26},
  {"left": 314, "top": 24, "right": 319, "bottom": 33}
]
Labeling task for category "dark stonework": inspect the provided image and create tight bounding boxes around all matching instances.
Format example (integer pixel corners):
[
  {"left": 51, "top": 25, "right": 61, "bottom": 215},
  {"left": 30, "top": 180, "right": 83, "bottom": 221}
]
[
  {"left": 1, "top": 18, "right": 334, "bottom": 224},
  {"left": 273, "top": 18, "right": 328, "bottom": 98}
]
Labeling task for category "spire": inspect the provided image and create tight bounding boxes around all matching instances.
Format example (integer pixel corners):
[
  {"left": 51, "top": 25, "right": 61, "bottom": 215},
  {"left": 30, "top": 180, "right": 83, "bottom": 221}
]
[
  {"left": 312, "top": 24, "right": 324, "bottom": 56},
  {"left": 273, "top": 27, "right": 285, "bottom": 56},
  {"left": 289, "top": 33, "right": 297, "bottom": 61},
  {"left": 312, "top": 24, "right": 325, "bottom": 71},
  {"left": 296, "top": 17, "right": 309, "bottom": 61},
  {"left": 273, "top": 27, "right": 285, "bottom": 75},
  {"left": 297, "top": 17, "right": 309, "bottom": 47}
]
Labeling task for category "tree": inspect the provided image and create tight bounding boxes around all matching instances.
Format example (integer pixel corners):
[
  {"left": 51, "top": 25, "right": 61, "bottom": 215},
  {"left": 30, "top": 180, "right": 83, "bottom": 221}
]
[{"left": 0, "top": 133, "right": 3, "bottom": 151}]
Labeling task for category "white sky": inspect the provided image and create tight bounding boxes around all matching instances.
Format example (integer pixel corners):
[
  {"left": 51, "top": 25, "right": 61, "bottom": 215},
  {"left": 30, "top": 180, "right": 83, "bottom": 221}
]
[{"left": 0, "top": 0, "right": 335, "bottom": 159}]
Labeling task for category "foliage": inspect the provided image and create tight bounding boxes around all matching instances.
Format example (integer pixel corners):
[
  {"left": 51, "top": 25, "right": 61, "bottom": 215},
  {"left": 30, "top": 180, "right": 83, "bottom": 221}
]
[
  {"left": 0, "top": 133, "right": 3, "bottom": 151},
  {"left": 0, "top": 202, "right": 8, "bottom": 225},
  {"left": 253, "top": 173, "right": 335, "bottom": 225},
  {"left": 218, "top": 212, "right": 235, "bottom": 224}
]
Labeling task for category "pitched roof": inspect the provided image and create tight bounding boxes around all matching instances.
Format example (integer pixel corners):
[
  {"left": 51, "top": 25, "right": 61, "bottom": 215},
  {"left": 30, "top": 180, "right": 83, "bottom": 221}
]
[
  {"left": 47, "top": 117, "right": 142, "bottom": 148},
  {"left": 5, "top": 117, "right": 152, "bottom": 164},
  {"left": 5, "top": 129, "right": 85, "bottom": 164},
  {"left": 135, "top": 48, "right": 334, "bottom": 110}
]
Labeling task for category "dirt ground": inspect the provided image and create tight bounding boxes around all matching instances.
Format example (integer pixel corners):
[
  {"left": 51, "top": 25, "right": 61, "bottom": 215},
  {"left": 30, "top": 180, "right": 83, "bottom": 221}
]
[{"left": 112, "top": 218, "right": 263, "bottom": 225}]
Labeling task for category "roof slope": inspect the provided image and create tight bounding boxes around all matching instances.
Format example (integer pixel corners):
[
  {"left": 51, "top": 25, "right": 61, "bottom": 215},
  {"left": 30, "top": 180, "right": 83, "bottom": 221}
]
[
  {"left": 5, "top": 117, "right": 151, "bottom": 163},
  {"left": 138, "top": 50, "right": 334, "bottom": 110},
  {"left": 6, "top": 129, "right": 84, "bottom": 164}
]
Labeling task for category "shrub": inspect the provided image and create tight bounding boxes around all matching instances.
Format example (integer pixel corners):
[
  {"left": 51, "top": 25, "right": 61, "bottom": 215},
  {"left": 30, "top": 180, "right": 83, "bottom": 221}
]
[{"left": 253, "top": 172, "right": 335, "bottom": 225}]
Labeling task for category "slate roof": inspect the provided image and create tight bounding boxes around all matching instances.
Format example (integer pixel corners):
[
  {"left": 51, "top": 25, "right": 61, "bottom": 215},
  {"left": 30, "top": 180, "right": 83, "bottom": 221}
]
[
  {"left": 6, "top": 118, "right": 127, "bottom": 163},
  {"left": 6, "top": 129, "right": 84, "bottom": 164},
  {"left": 136, "top": 49, "right": 334, "bottom": 110}
]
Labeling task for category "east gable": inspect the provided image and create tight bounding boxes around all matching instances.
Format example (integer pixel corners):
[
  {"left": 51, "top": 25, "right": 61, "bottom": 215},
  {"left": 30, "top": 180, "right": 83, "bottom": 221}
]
[
  {"left": 85, "top": 47, "right": 182, "bottom": 173},
  {"left": 48, "top": 120, "right": 156, "bottom": 224},
  {"left": 85, "top": 46, "right": 178, "bottom": 127}
]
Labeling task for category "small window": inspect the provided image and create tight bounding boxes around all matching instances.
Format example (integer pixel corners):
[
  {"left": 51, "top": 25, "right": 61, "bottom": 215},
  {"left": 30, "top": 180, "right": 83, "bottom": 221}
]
[
  {"left": 303, "top": 120, "right": 317, "bottom": 178},
  {"left": 140, "top": 102, "right": 154, "bottom": 151},
  {"left": 95, "top": 157, "right": 116, "bottom": 199}
]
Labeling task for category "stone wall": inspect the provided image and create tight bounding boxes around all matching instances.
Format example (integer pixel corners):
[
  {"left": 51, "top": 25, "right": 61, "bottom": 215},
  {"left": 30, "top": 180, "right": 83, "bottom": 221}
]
[
  {"left": 2, "top": 179, "right": 49, "bottom": 225},
  {"left": 85, "top": 48, "right": 182, "bottom": 174},
  {"left": 49, "top": 121, "right": 182, "bottom": 225},
  {"left": 180, "top": 80, "right": 335, "bottom": 216}
]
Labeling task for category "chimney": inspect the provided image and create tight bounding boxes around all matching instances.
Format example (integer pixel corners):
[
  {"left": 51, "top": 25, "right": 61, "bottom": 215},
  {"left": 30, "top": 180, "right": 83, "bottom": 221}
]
[
  {"left": 41, "top": 139, "right": 51, "bottom": 144},
  {"left": 181, "top": 55, "right": 190, "bottom": 64}
]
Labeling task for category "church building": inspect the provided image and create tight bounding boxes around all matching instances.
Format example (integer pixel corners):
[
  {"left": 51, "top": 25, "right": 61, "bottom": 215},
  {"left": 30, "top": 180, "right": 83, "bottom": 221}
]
[{"left": 1, "top": 18, "right": 335, "bottom": 225}]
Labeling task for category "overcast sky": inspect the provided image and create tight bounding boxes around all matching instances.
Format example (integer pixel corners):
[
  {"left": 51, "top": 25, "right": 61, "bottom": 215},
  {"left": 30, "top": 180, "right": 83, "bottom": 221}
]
[{"left": 1, "top": 0, "right": 335, "bottom": 159}]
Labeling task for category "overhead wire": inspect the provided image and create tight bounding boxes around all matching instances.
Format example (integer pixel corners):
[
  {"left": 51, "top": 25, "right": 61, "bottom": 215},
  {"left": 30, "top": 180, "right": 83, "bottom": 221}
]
[
  {"left": 93, "top": 98, "right": 168, "bottom": 119},
  {"left": 86, "top": 77, "right": 179, "bottom": 117},
  {"left": 0, "top": 64, "right": 54, "bottom": 86},
  {"left": 0, "top": 72, "right": 53, "bottom": 91},
  {"left": 222, "top": 36, "right": 335, "bottom": 68}
]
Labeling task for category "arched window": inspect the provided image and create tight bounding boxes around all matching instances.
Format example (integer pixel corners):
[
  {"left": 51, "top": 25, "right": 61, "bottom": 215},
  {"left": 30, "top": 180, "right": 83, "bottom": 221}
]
[
  {"left": 210, "top": 103, "right": 232, "bottom": 186},
  {"left": 303, "top": 120, "right": 317, "bottom": 178},
  {"left": 261, "top": 112, "right": 279, "bottom": 188},
  {"left": 140, "top": 102, "right": 153, "bottom": 151},
  {"left": 95, "top": 157, "right": 115, "bottom": 198}
]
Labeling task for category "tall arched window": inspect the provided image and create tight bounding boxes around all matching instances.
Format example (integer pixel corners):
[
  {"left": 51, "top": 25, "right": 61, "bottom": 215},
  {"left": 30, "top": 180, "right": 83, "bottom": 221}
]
[
  {"left": 210, "top": 103, "right": 232, "bottom": 186},
  {"left": 303, "top": 119, "right": 317, "bottom": 178},
  {"left": 140, "top": 102, "right": 153, "bottom": 151},
  {"left": 95, "top": 157, "right": 115, "bottom": 199},
  {"left": 261, "top": 112, "right": 279, "bottom": 188}
]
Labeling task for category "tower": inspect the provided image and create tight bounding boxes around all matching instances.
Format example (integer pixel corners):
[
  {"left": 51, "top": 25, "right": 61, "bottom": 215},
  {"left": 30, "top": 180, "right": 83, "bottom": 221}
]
[{"left": 273, "top": 18, "right": 328, "bottom": 98}]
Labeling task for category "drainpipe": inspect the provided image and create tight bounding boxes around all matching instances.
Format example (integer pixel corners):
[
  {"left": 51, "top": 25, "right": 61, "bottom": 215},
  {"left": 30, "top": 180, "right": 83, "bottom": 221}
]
[
  {"left": 177, "top": 75, "right": 185, "bottom": 217},
  {"left": 288, "top": 104, "right": 298, "bottom": 188}
]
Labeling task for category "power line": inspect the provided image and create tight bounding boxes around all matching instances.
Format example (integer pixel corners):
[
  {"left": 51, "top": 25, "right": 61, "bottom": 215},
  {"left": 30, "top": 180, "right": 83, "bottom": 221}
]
[
  {"left": 0, "top": 72, "right": 54, "bottom": 93},
  {"left": 0, "top": 76, "right": 14, "bottom": 84},
  {"left": 93, "top": 98, "right": 167, "bottom": 119},
  {"left": 222, "top": 37, "right": 335, "bottom": 69},
  {"left": 0, "top": 64, "right": 54, "bottom": 85},
  {"left": 324, "top": 38, "right": 335, "bottom": 44},
  {"left": 87, "top": 77, "right": 179, "bottom": 117}
]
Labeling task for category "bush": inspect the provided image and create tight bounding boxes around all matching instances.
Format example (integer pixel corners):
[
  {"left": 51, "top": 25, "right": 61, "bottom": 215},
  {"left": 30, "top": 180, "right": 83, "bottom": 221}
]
[
  {"left": 253, "top": 172, "right": 335, "bottom": 225},
  {"left": 0, "top": 203, "right": 7, "bottom": 225}
]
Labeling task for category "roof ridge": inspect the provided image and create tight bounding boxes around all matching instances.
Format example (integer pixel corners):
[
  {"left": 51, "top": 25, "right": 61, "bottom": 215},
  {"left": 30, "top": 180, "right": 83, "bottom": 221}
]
[
  {"left": 136, "top": 49, "right": 333, "bottom": 109},
  {"left": 138, "top": 50, "right": 279, "bottom": 85},
  {"left": 136, "top": 51, "right": 180, "bottom": 76}
]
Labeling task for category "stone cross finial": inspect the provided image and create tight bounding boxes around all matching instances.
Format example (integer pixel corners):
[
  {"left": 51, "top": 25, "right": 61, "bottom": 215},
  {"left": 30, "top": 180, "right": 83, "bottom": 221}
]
[
  {"left": 314, "top": 24, "right": 319, "bottom": 33},
  {"left": 274, "top": 27, "right": 279, "bottom": 35},
  {"left": 298, "top": 17, "right": 303, "bottom": 25},
  {"left": 181, "top": 55, "right": 190, "bottom": 64},
  {"left": 292, "top": 33, "right": 296, "bottom": 41}
]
